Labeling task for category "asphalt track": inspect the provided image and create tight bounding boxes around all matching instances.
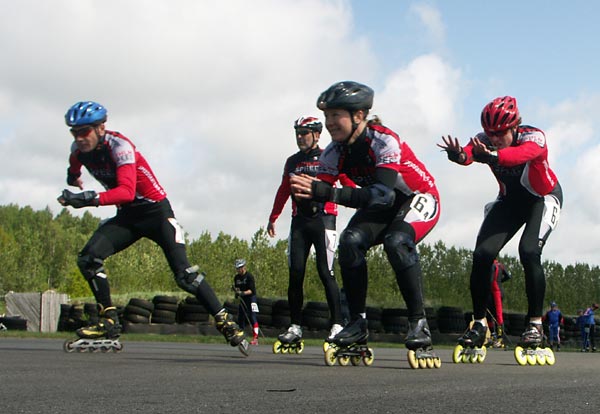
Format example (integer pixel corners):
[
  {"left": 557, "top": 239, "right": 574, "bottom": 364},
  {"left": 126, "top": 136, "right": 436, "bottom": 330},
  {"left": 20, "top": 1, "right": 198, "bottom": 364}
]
[{"left": 1, "top": 337, "right": 599, "bottom": 414}]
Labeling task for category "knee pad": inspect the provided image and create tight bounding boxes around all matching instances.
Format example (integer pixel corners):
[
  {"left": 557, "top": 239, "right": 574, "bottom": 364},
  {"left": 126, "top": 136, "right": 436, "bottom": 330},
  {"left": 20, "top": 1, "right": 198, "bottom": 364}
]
[
  {"left": 76, "top": 253, "right": 105, "bottom": 281},
  {"left": 383, "top": 232, "right": 418, "bottom": 271},
  {"left": 174, "top": 265, "right": 205, "bottom": 295},
  {"left": 338, "top": 228, "right": 369, "bottom": 268}
]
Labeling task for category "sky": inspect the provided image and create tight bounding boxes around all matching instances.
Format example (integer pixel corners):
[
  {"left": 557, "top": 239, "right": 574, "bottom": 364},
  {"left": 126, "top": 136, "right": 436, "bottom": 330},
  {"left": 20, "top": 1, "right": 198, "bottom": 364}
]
[{"left": 1, "top": 0, "right": 599, "bottom": 267}]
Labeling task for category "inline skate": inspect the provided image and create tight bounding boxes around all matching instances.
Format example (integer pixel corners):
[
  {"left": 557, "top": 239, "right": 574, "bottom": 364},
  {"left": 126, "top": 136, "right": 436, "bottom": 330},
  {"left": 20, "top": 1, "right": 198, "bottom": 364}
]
[
  {"left": 514, "top": 323, "right": 555, "bottom": 366},
  {"left": 63, "top": 306, "right": 124, "bottom": 353},
  {"left": 323, "top": 323, "right": 343, "bottom": 352},
  {"left": 273, "top": 324, "right": 304, "bottom": 354},
  {"left": 406, "top": 318, "right": 441, "bottom": 369},
  {"left": 214, "top": 310, "right": 250, "bottom": 356},
  {"left": 453, "top": 321, "right": 489, "bottom": 363},
  {"left": 324, "top": 318, "right": 374, "bottom": 367}
]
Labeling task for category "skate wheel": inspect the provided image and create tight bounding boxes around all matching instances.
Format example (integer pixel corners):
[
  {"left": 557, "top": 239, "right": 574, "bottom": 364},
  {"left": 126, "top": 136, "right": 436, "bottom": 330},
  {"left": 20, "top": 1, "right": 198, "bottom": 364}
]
[
  {"left": 324, "top": 347, "right": 337, "bottom": 366},
  {"left": 544, "top": 348, "right": 556, "bottom": 366},
  {"left": 99, "top": 346, "right": 110, "bottom": 353},
  {"left": 452, "top": 344, "right": 464, "bottom": 364},
  {"left": 407, "top": 350, "right": 419, "bottom": 369},
  {"left": 338, "top": 355, "right": 350, "bottom": 366},
  {"left": 536, "top": 352, "right": 546, "bottom": 365},
  {"left": 272, "top": 340, "right": 282, "bottom": 354},
  {"left": 362, "top": 348, "right": 374, "bottom": 366},
  {"left": 433, "top": 357, "right": 442, "bottom": 368},
  {"left": 418, "top": 356, "right": 427, "bottom": 369},
  {"left": 350, "top": 355, "right": 361, "bottom": 366},
  {"left": 514, "top": 346, "right": 527, "bottom": 366},
  {"left": 477, "top": 346, "right": 487, "bottom": 363},
  {"left": 323, "top": 341, "right": 331, "bottom": 352},
  {"left": 113, "top": 342, "right": 124, "bottom": 353},
  {"left": 526, "top": 353, "right": 536, "bottom": 366},
  {"left": 281, "top": 345, "right": 289, "bottom": 354},
  {"left": 296, "top": 341, "right": 305, "bottom": 354},
  {"left": 63, "top": 339, "right": 76, "bottom": 353},
  {"left": 426, "top": 357, "right": 434, "bottom": 369}
]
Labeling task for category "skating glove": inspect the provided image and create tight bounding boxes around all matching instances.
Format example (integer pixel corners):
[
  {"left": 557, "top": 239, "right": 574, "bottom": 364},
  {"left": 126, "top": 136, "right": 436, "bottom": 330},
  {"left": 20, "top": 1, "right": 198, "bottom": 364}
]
[
  {"left": 58, "top": 189, "right": 99, "bottom": 208},
  {"left": 472, "top": 149, "right": 498, "bottom": 165}
]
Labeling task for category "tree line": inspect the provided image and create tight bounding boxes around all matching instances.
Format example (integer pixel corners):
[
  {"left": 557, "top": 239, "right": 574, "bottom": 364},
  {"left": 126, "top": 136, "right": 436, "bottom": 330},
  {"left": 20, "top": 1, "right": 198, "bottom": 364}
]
[{"left": 1, "top": 204, "right": 598, "bottom": 315}]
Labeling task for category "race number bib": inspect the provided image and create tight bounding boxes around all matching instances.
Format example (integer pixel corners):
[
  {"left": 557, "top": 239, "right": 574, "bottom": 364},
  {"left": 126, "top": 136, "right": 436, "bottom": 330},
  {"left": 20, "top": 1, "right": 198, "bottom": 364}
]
[
  {"left": 406, "top": 193, "right": 438, "bottom": 222},
  {"left": 251, "top": 302, "right": 259, "bottom": 313}
]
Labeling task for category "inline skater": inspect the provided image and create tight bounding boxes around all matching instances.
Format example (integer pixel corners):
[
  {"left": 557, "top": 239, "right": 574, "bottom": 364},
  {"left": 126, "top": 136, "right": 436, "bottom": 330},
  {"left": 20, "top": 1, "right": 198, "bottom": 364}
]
[
  {"left": 59, "top": 101, "right": 249, "bottom": 355},
  {"left": 233, "top": 259, "right": 260, "bottom": 345},
  {"left": 291, "top": 82, "right": 441, "bottom": 368},
  {"left": 268, "top": 116, "right": 349, "bottom": 352},
  {"left": 439, "top": 96, "right": 562, "bottom": 365}
]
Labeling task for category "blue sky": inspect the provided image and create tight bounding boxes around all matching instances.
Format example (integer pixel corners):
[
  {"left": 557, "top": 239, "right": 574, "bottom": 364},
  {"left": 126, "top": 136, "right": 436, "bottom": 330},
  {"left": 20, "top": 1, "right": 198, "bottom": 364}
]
[{"left": 0, "top": 0, "right": 599, "bottom": 267}]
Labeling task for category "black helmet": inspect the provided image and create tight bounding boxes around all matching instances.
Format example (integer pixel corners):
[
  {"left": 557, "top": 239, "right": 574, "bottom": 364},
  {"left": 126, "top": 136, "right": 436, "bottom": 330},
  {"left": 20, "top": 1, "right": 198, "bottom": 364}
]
[{"left": 316, "top": 81, "right": 374, "bottom": 112}]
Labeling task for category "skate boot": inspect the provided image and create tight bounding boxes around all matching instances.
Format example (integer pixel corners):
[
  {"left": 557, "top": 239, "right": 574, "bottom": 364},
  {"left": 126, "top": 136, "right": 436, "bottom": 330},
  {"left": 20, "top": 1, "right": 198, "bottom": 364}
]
[
  {"left": 76, "top": 306, "right": 121, "bottom": 339},
  {"left": 513, "top": 323, "right": 555, "bottom": 366},
  {"left": 453, "top": 321, "right": 488, "bottom": 364},
  {"left": 250, "top": 335, "right": 259, "bottom": 346},
  {"left": 405, "top": 318, "right": 440, "bottom": 369},
  {"left": 332, "top": 318, "right": 368, "bottom": 347},
  {"left": 323, "top": 323, "right": 343, "bottom": 351},
  {"left": 65, "top": 306, "right": 123, "bottom": 353},
  {"left": 273, "top": 324, "right": 304, "bottom": 354},
  {"left": 214, "top": 310, "right": 250, "bottom": 356}
]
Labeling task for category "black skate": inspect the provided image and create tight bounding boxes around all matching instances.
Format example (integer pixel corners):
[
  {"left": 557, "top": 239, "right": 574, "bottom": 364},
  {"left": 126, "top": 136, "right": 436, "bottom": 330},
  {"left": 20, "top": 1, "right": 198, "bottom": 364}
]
[
  {"left": 453, "top": 321, "right": 488, "bottom": 364},
  {"left": 214, "top": 311, "right": 250, "bottom": 357},
  {"left": 273, "top": 325, "right": 304, "bottom": 354},
  {"left": 64, "top": 306, "right": 123, "bottom": 353},
  {"left": 514, "top": 323, "right": 555, "bottom": 366},
  {"left": 324, "top": 318, "right": 374, "bottom": 367},
  {"left": 405, "top": 318, "right": 441, "bottom": 369}
]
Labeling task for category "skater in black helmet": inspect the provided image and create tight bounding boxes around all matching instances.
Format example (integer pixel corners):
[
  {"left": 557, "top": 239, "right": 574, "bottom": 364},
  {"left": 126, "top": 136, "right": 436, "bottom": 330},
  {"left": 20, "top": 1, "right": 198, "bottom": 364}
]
[
  {"left": 268, "top": 116, "right": 351, "bottom": 350},
  {"left": 58, "top": 101, "right": 249, "bottom": 354},
  {"left": 291, "top": 82, "right": 441, "bottom": 368},
  {"left": 233, "top": 259, "right": 260, "bottom": 345}
]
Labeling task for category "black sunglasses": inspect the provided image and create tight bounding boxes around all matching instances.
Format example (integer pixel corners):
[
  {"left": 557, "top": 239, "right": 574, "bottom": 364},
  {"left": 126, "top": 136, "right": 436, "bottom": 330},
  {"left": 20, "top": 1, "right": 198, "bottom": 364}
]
[
  {"left": 70, "top": 126, "right": 93, "bottom": 138},
  {"left": 296, "top": 128, "right": 312, "bottom": 136}
]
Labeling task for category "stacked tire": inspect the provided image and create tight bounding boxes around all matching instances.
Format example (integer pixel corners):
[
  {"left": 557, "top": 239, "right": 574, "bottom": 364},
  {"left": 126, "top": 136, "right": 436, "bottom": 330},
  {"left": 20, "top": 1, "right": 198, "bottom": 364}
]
[
  {"left": 177, "top": 297, "right": 210, "bottom": 324},
  {"left": 256, "top": 297, "right": 273, "bottom": 327},
  {"left": 151, "top": 295, "right": 179, "bottom": 324},
  {"left": 302, "top": 301, "right": 331, "bottom": 331},
  {"left": 366, "top": 306, "right": 384, "bottom": 333},
  {"left": 124, "top": 298, "right": 153, "bottom": 324},
  {"left": 437, "top": 306, "right": 466, "bottom": 333},
  {"left": 271, "top": 299, "right": 291, "bottom": 329},
  {"left": 0, "top": 316, "right": 27, "bottom": 331},
  {"left": 381, "top": 308, "right": 408, "bottom": 334}
]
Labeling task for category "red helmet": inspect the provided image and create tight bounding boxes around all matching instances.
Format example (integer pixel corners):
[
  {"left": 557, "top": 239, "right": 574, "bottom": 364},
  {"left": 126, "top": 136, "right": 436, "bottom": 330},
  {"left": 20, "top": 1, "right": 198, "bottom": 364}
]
[
  {"left": 480, "top": 96, "right": 520, "bottom": 133},
  {"left": 294, "top": 116, "right": 323, "bottom": 133}
]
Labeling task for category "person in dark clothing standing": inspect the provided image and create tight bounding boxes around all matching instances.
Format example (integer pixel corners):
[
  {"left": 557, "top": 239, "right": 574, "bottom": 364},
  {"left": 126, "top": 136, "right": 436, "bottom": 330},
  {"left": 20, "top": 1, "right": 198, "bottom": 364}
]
[{"left": 233, "top": 259, "right": 260, "bottom": 345}]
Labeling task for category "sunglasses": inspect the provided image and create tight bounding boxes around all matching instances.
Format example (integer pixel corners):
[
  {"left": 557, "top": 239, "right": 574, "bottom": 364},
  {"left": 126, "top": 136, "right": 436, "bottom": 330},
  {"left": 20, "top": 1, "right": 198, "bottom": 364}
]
[
  {"left": 70, "top": 126, "right": 93, "bottom": 138},
  {"left": 296, "top": 129, "right": 312, "bottom": 136}
]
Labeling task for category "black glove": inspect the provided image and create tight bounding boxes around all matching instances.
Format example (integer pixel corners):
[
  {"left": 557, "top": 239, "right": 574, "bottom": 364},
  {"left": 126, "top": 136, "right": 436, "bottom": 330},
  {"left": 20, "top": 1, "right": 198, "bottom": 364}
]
[
  {"left": 445, "top": 148, "right": 466, "bottom": 164},
  {"left": 59, "top": 189, "right": 99, "bottom": 208},
  {"left": 311, "top": 180, "right": 334, "bottom": 202},
  {"left": 472, "top": 150, "right": 498, "bottom": 165}
]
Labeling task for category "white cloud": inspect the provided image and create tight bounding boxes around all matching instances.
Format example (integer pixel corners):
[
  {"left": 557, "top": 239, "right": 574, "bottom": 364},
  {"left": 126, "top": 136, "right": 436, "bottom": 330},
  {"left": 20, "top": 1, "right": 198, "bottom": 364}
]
[{"left": 409, "top": 3, "right": 446, "bottom": 47}]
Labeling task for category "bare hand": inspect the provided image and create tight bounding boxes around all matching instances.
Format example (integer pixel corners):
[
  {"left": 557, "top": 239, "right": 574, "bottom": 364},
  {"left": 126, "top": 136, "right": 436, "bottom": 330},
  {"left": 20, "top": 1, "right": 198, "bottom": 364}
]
[
  {"left": 267, "top": 221, "right": 276, "bottom": 238},
  {"left": 289, "top": 174, "right": 316, "bottom": 200}
]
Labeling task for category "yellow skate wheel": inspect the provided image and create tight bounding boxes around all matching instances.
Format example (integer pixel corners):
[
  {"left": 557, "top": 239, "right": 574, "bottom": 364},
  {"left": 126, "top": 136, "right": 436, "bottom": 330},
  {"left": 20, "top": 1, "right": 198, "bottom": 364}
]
[
  {"left": 350, "top": 355, "right": 361, "bottom": 366},
  {"left": 272, "top": 340, "right": 282, "bottom": 354},
  {"left": 363, "top": 348, "right": 374, "bottom": 366},
  {"left": 418, "top": 356, "right": 427, "bottom": 369},
  {"left": 452, "top": 345, "right": 464, "bottom": 364},
  {"left": 526, "top": 353, "right": 536, "bottom": 366},
  {"left": 296, "top": 341, "right": 305, "bottom": 354},
  {"left": 281, "top": 345, "right": 289, "bottom": 354},
  {"left": 433, "top": 357, "right": 442, "bottom": 368},
  {"left": 324, "top": 347, "right": 337, "bottom": 366},
  {"left": 477, "top": 346, "right": 487, "bottom": 363},
  {"left": 426, "top": 357, "right": 434, "bottom": 369},
  {"left": 514, "top": 346, "right": 527, "bottom": 366},
  {"left": 407, "top": 349, "right": 419, "bottom": 369},
  {"left": 536, "top": 353, "right": 546, "bottom": 365},
  {"left": 338, "top": 355, "right": 350, "bottom": 366},
  {"left": 545, "top": 348, "right": 556, "bottom": 366}
]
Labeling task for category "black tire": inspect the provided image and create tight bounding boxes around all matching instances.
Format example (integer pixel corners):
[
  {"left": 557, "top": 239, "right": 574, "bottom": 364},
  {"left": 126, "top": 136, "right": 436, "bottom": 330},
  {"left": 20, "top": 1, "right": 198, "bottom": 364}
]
[
  {"left": 124, "top": 313, "right": 150, "bottom": 324},
  {"left": 151, "top": 316, "right": 177, "bottom": 324},
  {"left": 303, "top": 315, "right": 330, "bottom": 331},
  {"left": 180, "top": 312, "right": 210, "bottom": 323},
  {"left": 152, "top": 295, "right": 179, "bottom": 305},
  {"left": 154, "top": 303, "right": 179, "bottom": 313},
  {"left": 127, "top": 298, "right": 154, "bottom": 312},
  {"left": 125, "top": 305, "right": 152, "bottom": 318},
  {"left": 271, "top": 314, "right": 291, "bottom": 328}
]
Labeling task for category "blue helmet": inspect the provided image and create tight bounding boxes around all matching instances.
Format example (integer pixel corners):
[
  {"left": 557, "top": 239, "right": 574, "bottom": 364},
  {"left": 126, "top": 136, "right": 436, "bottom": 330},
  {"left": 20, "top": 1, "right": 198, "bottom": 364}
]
[{"left": 65, "top": 101, "right": 107, "bottom": 127}]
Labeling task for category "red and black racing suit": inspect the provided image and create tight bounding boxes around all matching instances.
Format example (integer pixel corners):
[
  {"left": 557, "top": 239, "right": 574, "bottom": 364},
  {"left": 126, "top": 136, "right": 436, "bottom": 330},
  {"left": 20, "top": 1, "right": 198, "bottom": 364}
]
[
  {"left": 269, "top": 147, "right": 346, "bottom": 327},
  {"left": 67, "top": 130, "right": 223, "bottom": 315},
  {"left": 459, "top": 125, "right": 563, "bottom": 321},
  {"left": 317, "top": 124, "right": 440, "bottom": 323}
]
